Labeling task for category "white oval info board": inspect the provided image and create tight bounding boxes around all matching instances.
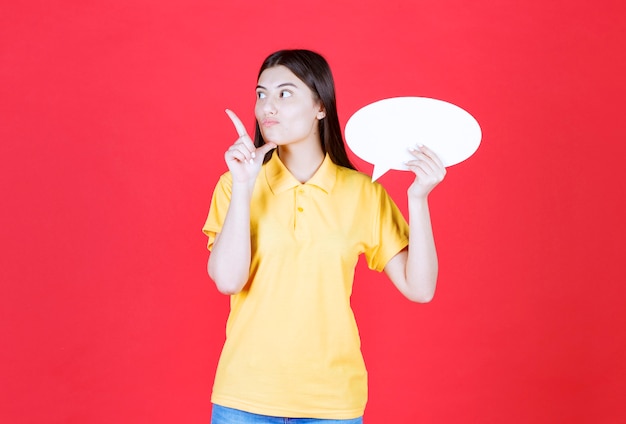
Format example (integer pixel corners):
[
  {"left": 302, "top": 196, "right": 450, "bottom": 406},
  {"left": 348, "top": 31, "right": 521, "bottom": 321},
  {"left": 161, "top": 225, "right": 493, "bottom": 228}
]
[{"left": 345, "top": 97, "right": 482, "bottom": 181}]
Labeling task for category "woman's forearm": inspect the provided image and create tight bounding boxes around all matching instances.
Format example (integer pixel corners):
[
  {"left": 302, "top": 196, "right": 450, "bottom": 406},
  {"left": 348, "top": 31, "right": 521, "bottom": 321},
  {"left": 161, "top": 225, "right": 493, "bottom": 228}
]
[
  {"left": 208, "top": 182, "right": 254, "bottom": 295},
  {"left": 405, "top": 197, "right": 438, "bottom": 302}
]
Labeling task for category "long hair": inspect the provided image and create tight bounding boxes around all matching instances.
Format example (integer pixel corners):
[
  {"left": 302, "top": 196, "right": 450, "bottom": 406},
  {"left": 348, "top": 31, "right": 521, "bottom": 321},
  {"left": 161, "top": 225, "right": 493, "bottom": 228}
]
[{"left": 253, "top": 49, "right": 356, "bottom": 170}]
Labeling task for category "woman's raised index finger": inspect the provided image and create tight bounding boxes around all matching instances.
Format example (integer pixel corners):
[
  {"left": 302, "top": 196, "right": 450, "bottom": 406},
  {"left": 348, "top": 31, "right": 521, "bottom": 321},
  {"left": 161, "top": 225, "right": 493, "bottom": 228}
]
[{"left": 225, "top": 109, "right": 249, "bottom": 137}]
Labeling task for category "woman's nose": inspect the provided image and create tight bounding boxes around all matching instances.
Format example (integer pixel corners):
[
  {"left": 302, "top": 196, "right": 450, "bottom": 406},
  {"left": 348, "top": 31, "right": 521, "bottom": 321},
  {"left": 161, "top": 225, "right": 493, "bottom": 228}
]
[{"left": 263, "top": 97, "right": 277, "bottom": 115}]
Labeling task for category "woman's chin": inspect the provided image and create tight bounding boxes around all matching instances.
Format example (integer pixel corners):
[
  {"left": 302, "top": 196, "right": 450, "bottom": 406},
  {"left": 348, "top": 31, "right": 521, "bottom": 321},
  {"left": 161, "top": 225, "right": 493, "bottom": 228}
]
[{"left": 262, "top": 136, "right": 286, "bottom": 146}]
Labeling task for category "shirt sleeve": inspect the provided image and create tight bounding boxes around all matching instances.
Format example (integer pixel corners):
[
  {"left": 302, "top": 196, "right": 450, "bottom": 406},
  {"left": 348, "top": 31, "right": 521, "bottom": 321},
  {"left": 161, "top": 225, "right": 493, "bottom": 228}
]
[
  {"left": 202, "top": 172, "right": 233, "bottom": 251},
  {"left": 363, "top": 183, "right": 410, "bottom": 272}
]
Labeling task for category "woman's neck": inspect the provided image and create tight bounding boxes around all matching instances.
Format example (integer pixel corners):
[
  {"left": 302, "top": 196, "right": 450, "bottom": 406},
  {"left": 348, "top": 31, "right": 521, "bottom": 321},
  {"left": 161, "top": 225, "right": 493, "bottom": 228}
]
[{"left": 278, "top": 143, "right": 325, "bottom": 183}]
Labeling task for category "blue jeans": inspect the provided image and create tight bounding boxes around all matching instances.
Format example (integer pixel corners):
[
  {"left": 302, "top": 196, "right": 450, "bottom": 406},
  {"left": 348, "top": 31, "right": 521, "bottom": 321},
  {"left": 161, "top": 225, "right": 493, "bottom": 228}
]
[{"left": 211, "top": 404, "right": 363, "bottom": 424}]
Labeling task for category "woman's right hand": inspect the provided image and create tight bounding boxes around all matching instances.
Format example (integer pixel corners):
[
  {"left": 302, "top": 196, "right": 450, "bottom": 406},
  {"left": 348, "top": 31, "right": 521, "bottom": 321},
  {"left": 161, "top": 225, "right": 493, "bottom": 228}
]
[{"left": 224, "top": 109, "right": 276, "bottom": 184}]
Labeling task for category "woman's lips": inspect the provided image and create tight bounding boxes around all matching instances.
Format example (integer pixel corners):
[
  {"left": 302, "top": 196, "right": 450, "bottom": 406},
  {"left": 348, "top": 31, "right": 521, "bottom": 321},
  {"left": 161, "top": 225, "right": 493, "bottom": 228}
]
[{"left": 262, "top": 119, "right": 279, "bottom": 127}]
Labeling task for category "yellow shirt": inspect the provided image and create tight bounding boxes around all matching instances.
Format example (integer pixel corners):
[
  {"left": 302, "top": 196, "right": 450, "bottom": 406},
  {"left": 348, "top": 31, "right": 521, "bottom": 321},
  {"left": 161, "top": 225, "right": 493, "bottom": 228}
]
[{"left": 203, "top": 153, "right": 409, "bottom": 419}]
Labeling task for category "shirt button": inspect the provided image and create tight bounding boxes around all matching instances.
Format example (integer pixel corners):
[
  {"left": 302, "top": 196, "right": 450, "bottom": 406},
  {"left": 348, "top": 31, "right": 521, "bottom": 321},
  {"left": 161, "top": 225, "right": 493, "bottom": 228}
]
[
  {"left": 298, "top": 189, "right": 305, "bottom": 194},
  {"left": 297, "top": 207, "right": 304, "bottom": 212}
]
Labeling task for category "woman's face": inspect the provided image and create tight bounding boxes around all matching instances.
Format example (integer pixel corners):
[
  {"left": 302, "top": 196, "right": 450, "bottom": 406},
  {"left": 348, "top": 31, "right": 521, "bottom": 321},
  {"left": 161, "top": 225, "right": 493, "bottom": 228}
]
[{"left": 255, "top": 65, "right": 325, "bottom": 147}]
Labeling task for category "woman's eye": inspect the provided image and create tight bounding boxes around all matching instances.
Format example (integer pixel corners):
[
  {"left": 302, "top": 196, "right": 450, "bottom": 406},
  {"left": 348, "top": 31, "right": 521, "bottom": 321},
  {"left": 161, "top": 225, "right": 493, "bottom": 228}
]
[
  {"left": 257, "top": 92, "right": 266, "bottom": 99},
  {"left": 280, "top": 90, "right": 292, "bottom": 98}
]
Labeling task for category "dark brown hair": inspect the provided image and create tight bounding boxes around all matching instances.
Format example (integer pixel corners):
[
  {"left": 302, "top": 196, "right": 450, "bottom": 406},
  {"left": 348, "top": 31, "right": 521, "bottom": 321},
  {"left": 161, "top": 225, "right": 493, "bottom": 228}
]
[{"left": 254, "top": 49, "right": 356, "bottom": 170}]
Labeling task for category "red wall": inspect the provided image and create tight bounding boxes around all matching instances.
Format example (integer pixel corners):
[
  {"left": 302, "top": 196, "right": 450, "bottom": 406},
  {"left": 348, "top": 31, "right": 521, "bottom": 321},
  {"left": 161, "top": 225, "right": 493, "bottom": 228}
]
[{"left": 2, "top": 1, "right": 625, "bottom": 422}]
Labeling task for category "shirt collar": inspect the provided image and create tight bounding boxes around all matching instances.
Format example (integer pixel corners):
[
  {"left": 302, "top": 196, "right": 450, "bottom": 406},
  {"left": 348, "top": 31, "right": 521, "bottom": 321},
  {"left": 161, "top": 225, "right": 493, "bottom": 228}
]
[{"left": 265, "top": 152, "right": 337, "bottom": 195}]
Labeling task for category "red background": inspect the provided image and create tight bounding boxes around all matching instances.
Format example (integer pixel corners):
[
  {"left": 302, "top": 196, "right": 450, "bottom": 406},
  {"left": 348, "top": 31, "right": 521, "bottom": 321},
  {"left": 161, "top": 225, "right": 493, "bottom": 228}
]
[{"left": 2, "top": 1, "right": 625, "bottom": 422}]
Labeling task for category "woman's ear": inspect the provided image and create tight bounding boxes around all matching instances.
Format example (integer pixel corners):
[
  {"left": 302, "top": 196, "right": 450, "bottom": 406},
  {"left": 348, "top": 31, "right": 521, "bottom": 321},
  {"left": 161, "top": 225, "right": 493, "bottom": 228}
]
[{"left": 317, "top": 109, "right": 326, "bottom": 120}]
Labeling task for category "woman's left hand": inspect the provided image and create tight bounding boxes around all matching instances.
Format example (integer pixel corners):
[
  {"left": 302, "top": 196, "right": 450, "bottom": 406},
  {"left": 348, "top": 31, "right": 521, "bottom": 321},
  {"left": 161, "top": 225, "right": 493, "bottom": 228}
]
[{"left": 405, "top": 144, "right": 446, "bottom": 199}]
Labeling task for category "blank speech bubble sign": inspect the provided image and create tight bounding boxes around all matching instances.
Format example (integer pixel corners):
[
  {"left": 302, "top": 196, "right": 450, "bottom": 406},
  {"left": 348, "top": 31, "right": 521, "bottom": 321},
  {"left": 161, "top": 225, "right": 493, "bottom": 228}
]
[{"left": 345, "top": 97, "right": 482, "bottom": 181}]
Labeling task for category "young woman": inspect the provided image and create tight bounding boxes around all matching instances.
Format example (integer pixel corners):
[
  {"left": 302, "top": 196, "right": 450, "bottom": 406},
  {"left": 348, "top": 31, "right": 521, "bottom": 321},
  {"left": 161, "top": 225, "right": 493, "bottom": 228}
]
[{"left": 203, "top": 49, "right": 446, "bottom": 423}]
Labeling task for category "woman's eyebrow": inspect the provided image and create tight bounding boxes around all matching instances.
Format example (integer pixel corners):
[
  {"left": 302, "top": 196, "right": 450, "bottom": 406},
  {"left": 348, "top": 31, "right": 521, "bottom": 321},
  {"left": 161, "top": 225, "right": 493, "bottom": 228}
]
[{"left": 256, "top": 82, "right": 298, "bottom": 90}]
